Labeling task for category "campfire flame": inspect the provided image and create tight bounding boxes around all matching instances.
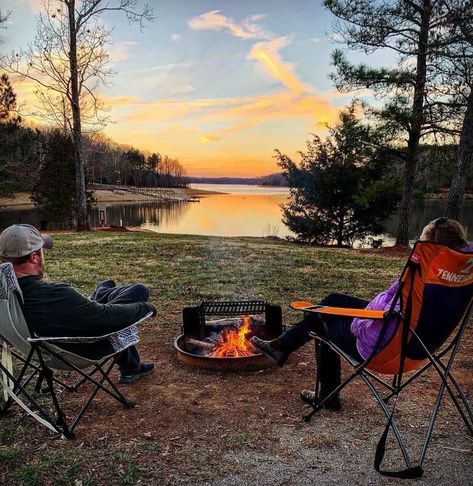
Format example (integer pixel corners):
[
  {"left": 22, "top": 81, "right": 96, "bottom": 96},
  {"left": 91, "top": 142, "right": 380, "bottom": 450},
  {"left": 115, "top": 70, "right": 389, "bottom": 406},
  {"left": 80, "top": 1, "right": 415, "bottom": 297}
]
[{"left": 210, "top": 315, "right": 256, "bottom": 358}]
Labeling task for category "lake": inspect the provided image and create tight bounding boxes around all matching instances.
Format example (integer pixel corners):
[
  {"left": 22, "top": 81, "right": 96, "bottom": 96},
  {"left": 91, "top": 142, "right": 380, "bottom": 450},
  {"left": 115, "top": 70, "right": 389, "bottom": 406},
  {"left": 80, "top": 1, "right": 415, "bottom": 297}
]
[{"left": 1, "top": 183, "right": 472, "bottom": 245}]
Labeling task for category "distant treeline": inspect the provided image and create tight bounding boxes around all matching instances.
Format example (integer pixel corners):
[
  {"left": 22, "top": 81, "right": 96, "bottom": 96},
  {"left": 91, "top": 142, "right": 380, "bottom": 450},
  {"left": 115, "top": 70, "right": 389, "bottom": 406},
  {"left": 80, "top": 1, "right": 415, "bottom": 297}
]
[
  {"left": 189, "top": 156, "right": 472, "bottom": 194},
  {"left": 0, "top": 121, "right": 188, "bottom": 198},
  {"left": 189, "top": 172, "right": 287, "bottom": 186}
]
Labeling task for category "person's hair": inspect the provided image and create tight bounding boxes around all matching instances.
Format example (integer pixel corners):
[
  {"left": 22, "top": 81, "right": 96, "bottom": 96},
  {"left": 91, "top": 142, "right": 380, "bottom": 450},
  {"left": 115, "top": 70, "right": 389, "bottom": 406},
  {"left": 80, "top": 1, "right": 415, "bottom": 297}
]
[
  {"left": 427, "top": 218, "right": 468, "bottom": 249},
  {"left": 0, "top": 251, "right": 38, "bottom": 265}
]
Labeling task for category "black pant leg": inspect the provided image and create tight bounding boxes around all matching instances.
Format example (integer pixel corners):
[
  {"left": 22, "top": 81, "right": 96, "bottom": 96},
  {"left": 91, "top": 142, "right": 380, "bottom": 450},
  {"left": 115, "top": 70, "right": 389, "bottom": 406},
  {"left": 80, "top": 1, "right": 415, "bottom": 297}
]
[{"left": 91, "top": 281, "right": 150, "bottom": 373}]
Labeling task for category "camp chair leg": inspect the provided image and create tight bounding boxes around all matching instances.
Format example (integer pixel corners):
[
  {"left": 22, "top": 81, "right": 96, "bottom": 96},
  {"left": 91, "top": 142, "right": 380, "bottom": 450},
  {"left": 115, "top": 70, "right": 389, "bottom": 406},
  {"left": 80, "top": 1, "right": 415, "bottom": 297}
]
[
  {"left": 69, "top": 359, "right": 134, "bottom": 433},
  {"left": 34, "top": 347, "right": 75, "bottom": 439},
  {"left": 68, "top": 365, "right": 101, "bottom": 392},
  {"left": 0, "top": 361, "right": 63, "bottom": 434},
  {"left": 68, "top": 361, "right": 115, "bottom": 433},
  {"left": 444, "top": 370, "right": 473, "bottom": 429},
  {"left": 11, "top": 350, "right": 75, "bottom": 392},
  {"left": 304, "top": 369, "right": 359, "bottom": 422},
  {"left": 361, "top": 374, "right": 412, "bottom": 469},
  {"left": 95, "top": 363, "right": 135, "bottom": 408},
  {"left": 411, "top": 329, "right": 473, "bottom": 437}
]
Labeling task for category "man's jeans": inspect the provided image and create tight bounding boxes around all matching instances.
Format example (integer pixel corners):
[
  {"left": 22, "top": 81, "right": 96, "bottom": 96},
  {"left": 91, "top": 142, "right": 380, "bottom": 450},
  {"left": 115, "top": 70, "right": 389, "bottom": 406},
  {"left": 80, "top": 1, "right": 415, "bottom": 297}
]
[
  {"left": 279, "top": 293, "right": 368, "bottom": 395},
  {"left": 91, "top": 279, "right": 150, "bottom": 373}
]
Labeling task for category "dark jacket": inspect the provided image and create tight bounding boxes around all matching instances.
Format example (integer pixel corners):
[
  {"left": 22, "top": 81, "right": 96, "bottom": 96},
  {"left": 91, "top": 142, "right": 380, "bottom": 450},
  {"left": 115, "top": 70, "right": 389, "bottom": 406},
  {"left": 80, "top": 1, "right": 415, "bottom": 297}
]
[{"left": 18, "top": 276, "right": 155, "bottom": 359}]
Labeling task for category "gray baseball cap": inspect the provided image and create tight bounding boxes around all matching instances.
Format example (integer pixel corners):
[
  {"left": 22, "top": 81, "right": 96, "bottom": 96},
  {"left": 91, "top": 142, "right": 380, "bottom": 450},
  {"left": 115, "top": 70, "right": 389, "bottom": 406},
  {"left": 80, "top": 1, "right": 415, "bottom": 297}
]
[{"left": 0, "top": 224, "right": 53, "bottom": 258}]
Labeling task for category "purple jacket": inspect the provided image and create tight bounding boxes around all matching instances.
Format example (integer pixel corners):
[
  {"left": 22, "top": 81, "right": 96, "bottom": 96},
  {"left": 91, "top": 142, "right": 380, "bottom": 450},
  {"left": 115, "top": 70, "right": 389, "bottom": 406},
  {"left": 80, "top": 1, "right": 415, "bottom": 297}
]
[
  {"left": 350, "top": 279, "right": 400, "bottom": 360},
  {"left": 351, "top": 242, "right": 473, "bottom": 360}
]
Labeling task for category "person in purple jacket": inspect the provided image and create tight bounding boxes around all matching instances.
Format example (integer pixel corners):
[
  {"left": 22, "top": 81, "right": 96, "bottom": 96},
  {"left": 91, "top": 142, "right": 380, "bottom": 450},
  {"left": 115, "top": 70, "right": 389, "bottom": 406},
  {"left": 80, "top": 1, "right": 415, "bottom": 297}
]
[{"left": 251, "top": 218, "right": 471, "bottom": 411}]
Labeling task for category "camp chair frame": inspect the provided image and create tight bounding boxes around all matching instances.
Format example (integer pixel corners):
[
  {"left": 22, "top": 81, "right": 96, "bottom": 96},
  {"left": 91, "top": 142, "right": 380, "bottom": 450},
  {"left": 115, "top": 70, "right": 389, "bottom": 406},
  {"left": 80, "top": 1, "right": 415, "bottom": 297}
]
[
  {"left": 293, "top": 241, "right": 473, "bottom": 478},
  {"left": 0, "top": 262, "right": 153, "bottom": 439}
]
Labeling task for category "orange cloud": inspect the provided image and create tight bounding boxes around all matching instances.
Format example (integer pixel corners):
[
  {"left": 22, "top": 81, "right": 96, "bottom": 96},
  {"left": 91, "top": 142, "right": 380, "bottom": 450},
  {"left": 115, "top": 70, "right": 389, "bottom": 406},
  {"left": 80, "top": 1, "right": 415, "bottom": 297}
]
[{"left": 249, "top": 37, "right": 308, "bottom": 94}]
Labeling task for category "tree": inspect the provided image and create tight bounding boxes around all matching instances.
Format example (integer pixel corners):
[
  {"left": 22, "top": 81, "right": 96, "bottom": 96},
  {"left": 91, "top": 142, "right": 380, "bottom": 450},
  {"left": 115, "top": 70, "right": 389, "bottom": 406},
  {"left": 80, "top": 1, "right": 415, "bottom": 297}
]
[
  {"left": 0, "top": 9, "right": 9, "bottom": 29},
  {"left": 31, "top": 129, "right": 93, "bottom": 227},
  {"left": 276, "top": 107, "right": 400, "bottom": 247},
  {"left": 146, "top": 152, "right": 161, "bottom": 186},
  {"left": 1, "top": 0, "right": 153, "bottom": 229},
  {"left": 324, "top": 0, "right": 473, "bottom": 245},
  {"left": 124, "top": 148, "right": 145, "bottom": 185},
  {"left": 440, "top": 2, "right": 473, "bottom": 219},
  {"left": 0, "top": 73, "right": 19, "bottom": 123}
]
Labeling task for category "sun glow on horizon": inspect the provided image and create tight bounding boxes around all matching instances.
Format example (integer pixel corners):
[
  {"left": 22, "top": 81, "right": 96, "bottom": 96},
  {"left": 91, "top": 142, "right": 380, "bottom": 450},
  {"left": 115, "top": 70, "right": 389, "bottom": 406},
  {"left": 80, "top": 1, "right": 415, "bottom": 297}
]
[{"left": 5, "top": 2, "right": 355, "bottom": 177}]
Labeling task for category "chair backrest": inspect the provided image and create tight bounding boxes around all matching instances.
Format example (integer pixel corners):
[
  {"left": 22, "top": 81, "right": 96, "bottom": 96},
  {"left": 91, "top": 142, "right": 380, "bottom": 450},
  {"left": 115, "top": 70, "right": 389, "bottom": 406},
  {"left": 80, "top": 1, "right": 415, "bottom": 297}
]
[
  {"left": 0, "top": 262, "right": 32, "bottom": 356},
  {"left": 368, "top": 241, "right": 473, "bottom": 374},
  {"left": 0, "top": 262, "right": 95, "bottom": 370}
]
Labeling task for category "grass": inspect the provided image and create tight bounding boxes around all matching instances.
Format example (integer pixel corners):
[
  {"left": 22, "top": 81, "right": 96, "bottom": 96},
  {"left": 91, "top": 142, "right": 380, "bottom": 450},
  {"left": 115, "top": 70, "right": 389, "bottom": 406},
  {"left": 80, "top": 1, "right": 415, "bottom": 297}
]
[
  {"left": 44, "top": 232, "right": 404, "bottom": 320},
  {"left": 1, "top": 231, "right": 411, "bottom": 485}
]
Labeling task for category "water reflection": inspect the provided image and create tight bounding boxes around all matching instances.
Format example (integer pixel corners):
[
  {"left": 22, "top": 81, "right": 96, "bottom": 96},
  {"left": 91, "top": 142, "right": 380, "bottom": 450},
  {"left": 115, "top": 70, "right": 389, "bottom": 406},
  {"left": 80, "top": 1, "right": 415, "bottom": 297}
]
[
  {"left": 1, "top": 185, "right": 472, "bottom": 242},
  {"left": 143, "top": 193, "right": 290, "bottom": 237},
  {"left": 384, "top": 199, "right": 472, "bottom": 241}
]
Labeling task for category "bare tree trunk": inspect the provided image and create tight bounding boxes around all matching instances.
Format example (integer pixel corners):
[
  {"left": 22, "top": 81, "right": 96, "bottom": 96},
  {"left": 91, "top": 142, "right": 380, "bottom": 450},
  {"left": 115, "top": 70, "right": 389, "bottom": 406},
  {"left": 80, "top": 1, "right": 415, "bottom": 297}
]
[
  {"left": 67, "top": 0, "right": 88, "bottom": 230},
  {"left": 395, "top": 0, "right": 431, "bottom": 247},
  {"left": 445, "top": 88, "right": 473, "bottom": 220}
]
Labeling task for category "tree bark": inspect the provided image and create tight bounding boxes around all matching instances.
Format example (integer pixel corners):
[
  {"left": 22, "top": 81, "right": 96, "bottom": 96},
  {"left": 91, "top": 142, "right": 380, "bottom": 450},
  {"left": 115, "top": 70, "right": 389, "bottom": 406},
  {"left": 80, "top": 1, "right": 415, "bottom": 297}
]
[
  {"left": 445, "top": 88, "right": 473, "bottom": 220},
  {"left": 67, "top": 0, "right": 88, "bottom": 230},
  {"left": 395, "top": 0, "right": 431, "bottom": 247}
]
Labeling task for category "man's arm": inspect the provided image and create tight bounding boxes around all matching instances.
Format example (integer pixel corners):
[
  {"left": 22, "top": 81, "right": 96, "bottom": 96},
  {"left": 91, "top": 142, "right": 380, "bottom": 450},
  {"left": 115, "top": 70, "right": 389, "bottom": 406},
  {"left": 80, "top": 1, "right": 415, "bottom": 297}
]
[{"left": 26, "top": 281, "right": 156, "bottom": 337}]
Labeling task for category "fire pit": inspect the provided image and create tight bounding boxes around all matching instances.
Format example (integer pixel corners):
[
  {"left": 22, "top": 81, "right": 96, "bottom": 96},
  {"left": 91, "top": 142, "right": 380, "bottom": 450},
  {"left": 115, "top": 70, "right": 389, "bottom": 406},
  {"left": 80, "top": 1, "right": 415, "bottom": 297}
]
[{"left": 175, "top": 300, "right": 283, "bottom": 370}]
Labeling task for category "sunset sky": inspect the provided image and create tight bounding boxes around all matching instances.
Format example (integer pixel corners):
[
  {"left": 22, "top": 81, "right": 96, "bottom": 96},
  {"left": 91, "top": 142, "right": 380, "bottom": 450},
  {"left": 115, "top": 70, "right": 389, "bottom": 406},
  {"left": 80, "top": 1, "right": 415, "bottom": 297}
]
[{"left": 2, "top": 0, "right": 379, "bottom": 176}]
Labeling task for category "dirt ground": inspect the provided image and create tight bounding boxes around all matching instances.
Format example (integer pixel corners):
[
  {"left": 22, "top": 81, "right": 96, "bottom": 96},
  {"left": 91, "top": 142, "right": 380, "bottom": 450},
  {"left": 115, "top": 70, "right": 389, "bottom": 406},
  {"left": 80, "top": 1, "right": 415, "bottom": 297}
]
[
  {"left": 3, "top": 318, "right": 471, "bottom": 485},
  {"left": 0, "top": 232, "right": 471, "bottom": 485}
]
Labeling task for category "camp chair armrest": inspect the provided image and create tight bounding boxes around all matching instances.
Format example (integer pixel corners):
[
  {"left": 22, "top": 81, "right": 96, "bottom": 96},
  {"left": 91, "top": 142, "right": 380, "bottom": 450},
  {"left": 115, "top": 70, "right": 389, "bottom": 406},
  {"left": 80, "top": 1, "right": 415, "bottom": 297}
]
[
  {"left": 291, "top": 301, "right": 388, "bottom": 320},
  {"left": 27, "top": 311, "right": 153, "bottom": 344}
]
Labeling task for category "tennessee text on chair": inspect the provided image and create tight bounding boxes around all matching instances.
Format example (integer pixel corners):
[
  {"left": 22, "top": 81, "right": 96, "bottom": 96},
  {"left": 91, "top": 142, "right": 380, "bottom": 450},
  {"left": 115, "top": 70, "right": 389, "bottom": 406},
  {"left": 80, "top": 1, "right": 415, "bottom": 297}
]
[{"left": 291, "top": 241, "right": 473, "bottom": 478}]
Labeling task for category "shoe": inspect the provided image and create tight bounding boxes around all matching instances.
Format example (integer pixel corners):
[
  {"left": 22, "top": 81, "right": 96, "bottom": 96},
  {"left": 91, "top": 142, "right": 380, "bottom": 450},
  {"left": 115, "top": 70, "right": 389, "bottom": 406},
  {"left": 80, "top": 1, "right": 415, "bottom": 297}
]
[
  {"left": 300, "top": 389, "right": 342, "bottom": 411},
  {"left": 119, "top": 363, "right": 155, "bottom": 384},
  {"left": 250, "top": 336, "right": 289, "bottom": 367}
]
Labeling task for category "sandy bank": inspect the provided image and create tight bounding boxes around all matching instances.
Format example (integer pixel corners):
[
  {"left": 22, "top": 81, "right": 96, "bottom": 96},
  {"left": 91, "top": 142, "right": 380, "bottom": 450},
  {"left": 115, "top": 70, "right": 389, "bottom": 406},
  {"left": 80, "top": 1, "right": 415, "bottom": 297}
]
[{"left": 0, "top": 186, "right": 223, "bottom": 209}]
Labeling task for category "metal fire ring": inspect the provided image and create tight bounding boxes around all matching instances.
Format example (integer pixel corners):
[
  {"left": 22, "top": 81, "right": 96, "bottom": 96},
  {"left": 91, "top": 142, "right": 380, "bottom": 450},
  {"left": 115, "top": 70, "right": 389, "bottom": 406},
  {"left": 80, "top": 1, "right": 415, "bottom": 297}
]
[{"left": 174, "top": 334, "right": 277, "bottom": 371}]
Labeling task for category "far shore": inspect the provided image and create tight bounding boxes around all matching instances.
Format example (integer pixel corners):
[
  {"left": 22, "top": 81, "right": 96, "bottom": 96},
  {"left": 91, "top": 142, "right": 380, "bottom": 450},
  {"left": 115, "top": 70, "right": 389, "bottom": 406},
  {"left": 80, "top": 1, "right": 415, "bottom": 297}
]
[
  {"left": 0, "top": 186, "right": 225, "bottom": 209},
  {"left": 1, "top": 187, "right": 470, "bottom": 210}
]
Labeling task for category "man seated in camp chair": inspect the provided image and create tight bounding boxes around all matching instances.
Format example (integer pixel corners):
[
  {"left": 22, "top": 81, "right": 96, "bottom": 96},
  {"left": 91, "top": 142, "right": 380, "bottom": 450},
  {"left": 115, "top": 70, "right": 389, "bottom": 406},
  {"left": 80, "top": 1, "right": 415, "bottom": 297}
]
[
  {"left": 0, "top": 224, "right": 156, "bottom": 384},
  {"left": 251, "top": 218, "right": 472, "bottom": 411}
]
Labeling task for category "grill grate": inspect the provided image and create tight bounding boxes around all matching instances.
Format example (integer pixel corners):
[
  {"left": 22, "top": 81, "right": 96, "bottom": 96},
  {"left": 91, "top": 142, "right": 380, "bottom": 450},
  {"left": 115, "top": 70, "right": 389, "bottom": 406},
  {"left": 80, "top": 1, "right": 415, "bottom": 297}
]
[{"left": 200, "top": 300, "right": 266, "bottom": 317}]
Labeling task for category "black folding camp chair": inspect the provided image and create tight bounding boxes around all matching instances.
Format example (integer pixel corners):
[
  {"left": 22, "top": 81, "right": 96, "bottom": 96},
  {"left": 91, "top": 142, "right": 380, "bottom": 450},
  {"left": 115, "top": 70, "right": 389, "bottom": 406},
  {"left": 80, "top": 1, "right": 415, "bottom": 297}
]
[
  {"left": 0, "top": 262, "right": 153, "bottom": 439},
  {"left": 292, "top": 241, "right": 473, "bottom": 478}
]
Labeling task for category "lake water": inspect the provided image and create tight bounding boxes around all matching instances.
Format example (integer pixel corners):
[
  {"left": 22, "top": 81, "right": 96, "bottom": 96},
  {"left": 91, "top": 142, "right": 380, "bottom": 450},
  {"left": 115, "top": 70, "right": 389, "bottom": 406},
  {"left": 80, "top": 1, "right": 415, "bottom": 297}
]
[{"left": 1, "top": 183, "right": 472, "bottom": 245}]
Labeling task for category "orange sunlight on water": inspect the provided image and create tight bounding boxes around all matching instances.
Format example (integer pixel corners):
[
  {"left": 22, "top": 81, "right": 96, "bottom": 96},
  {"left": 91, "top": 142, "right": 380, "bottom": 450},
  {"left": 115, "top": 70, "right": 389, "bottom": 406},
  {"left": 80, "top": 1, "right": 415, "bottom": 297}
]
[{"left": 141, "top": 191, "right": 292, "bottom": 238}]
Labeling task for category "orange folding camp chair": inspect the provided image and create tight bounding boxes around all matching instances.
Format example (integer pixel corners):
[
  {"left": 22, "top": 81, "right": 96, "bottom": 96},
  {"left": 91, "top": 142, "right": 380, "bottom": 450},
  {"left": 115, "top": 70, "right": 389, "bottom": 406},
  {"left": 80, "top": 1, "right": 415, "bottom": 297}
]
[{"left": 291, "top": 241, "right": 473, "bottom": 478}]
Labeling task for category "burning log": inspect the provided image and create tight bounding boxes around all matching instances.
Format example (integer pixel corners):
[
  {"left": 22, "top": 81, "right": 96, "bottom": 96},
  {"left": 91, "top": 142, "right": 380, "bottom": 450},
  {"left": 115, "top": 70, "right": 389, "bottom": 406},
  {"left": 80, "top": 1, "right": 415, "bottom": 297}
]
[
  {"left": 209, "top": 315, "right": 257, "bottom": 358},
  {"left": 186, "top": 338, "right": 215, "bottom": 350}
]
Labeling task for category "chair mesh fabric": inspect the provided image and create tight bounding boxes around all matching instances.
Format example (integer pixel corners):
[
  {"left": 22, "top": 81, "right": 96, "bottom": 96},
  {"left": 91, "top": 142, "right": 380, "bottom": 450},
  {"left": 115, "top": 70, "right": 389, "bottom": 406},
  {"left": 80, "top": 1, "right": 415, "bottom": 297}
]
[{"left": 0, "top": 263, "right": 32, "bottom": 356}]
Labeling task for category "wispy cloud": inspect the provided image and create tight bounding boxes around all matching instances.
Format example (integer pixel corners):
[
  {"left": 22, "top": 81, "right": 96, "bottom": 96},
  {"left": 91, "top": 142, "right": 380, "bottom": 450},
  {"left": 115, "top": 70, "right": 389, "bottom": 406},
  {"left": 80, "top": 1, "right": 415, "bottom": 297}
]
[
  {"left": 13, "top": 0, "right": 42, "bottom": 13},
  {"left": 109, "top": 41, "right": 139, "bottom": 62},
  {"left": 119, "top": 62, "right": 190, "bottom": 76},
  {"left": 188, "top": 10, "right": 270, "bottom": 40},
  {"left": 171, "top": 33, "right": 181, "bottom": 43},
  {"left": 248, "top": 37, "right": 308, "bottom": 94}
]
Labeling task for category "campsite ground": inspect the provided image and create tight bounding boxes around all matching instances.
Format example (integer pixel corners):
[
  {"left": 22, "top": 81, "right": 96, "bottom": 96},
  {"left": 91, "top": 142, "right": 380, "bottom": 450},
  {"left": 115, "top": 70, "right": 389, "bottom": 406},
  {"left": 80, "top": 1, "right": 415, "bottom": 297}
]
[{"left": 0, "top": 232, "right": 471, "bottom": 485}]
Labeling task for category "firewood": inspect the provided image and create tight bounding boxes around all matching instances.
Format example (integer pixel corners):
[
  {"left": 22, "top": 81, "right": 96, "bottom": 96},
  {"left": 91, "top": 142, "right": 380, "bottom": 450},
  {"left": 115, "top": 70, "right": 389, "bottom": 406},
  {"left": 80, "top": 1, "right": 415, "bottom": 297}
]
[{"left": 186, "top": 338, "right": 215, "bottom": 350}]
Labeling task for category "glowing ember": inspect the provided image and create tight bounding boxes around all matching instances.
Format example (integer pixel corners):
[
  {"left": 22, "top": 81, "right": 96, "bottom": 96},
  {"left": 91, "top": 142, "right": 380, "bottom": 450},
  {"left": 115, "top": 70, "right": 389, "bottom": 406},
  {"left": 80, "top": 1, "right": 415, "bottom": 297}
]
[{"left": 210, "top": 315, "right": 257, "bottom": 358}]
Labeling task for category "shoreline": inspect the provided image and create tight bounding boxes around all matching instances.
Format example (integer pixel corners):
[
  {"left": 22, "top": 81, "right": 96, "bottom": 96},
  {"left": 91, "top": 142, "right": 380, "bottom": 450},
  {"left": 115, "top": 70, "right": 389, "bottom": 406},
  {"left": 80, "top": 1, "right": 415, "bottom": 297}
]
[
  {"left": 0, "top": 186, "right": 225, "bottom": 210},
  {"left": 1, "top": 187, "right": 471, "bottom": 210}
]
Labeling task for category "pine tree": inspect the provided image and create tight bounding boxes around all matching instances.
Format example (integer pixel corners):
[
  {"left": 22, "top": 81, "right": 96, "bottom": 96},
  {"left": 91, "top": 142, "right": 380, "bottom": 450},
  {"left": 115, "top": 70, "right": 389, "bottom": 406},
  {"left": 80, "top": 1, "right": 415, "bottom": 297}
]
[{"left": 276, "top": 107, "right": 400, "bottom": 247}]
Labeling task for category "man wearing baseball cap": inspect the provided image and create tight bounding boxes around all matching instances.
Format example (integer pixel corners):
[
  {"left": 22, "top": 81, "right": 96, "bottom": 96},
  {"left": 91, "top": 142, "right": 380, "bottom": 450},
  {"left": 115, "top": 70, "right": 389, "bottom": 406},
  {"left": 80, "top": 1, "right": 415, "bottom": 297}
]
[{"left": 0, "top": 224, "right": 155, "bottom": 384}]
